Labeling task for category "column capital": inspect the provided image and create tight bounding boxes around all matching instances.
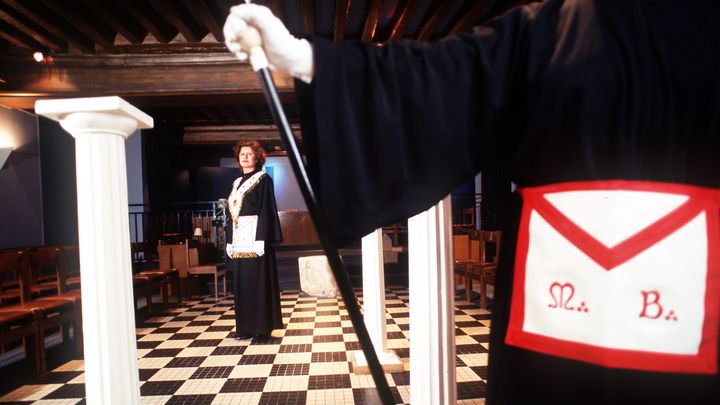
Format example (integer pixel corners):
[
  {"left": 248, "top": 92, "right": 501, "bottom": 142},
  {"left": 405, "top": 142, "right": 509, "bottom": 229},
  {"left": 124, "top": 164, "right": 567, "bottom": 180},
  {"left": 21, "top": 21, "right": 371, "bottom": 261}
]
[{"left": 35, "top": 96, "right": 153, "bottom": 139}]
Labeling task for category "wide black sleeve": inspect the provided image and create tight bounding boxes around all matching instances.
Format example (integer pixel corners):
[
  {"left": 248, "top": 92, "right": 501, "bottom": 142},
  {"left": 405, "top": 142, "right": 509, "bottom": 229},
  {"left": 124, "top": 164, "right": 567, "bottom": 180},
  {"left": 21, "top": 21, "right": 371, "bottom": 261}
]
[
  {"left": 255, "top": 176, "right": 283, "bottom": 245},
  {"left": 296, "top": 4, "right": 541, "bottom": 246}
]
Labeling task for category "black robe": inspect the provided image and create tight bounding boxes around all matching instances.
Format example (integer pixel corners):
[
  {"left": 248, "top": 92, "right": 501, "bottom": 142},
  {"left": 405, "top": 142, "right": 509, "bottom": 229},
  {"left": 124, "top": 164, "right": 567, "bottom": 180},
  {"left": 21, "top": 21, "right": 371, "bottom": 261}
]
[
  {"left": 226, "top": 169, "right": 283, "bottom": 336},
  {"left": 295, "top": 0, "right": 720, "bottom": 403}
]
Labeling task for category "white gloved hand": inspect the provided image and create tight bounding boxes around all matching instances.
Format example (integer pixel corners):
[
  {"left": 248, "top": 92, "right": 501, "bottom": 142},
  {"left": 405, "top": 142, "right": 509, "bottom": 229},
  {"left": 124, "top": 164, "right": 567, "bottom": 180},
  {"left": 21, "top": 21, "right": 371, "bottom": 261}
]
[
  {"left": 225, "top": 243, "right": 234, "bottom": 258},
  {"left": 223, "top": 4, "right": 314, "bottom": 83},
  {"left": 253, "top": 240, "right": 265, "bottom": 257}
]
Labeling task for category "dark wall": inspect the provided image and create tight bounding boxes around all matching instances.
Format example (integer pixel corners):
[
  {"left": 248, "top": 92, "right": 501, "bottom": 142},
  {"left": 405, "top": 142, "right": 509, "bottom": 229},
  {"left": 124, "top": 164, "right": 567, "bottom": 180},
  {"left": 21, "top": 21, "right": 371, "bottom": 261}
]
[
  {"left": 38, "top": 117, "right": 78, "bottom": 246},
  {"left": 0, "top": 107, "right": 43, "bottom": 249},
  {"left": 143, "top": 125, "right": 191, "bottom": 203},
  {"left": 143, "top": 126, "right": 241, "bottom": 203},
  {"left": 193, "top": 166, "right": 241, "bottom": 201}
]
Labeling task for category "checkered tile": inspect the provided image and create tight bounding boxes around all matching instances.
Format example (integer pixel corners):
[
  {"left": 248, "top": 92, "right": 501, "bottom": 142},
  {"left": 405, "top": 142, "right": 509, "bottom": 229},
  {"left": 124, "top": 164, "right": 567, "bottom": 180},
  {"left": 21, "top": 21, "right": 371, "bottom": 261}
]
[{"left": 0, "top": 287, "right": 490, "bottom": 404}]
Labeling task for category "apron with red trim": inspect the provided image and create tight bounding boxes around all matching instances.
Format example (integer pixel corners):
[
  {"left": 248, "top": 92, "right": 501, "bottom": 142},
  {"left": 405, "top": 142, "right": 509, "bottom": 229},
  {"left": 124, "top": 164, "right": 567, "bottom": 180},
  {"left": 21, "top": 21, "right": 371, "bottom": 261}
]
[{"left": 505, "top": 180, "right": 720, "bottom": 374}]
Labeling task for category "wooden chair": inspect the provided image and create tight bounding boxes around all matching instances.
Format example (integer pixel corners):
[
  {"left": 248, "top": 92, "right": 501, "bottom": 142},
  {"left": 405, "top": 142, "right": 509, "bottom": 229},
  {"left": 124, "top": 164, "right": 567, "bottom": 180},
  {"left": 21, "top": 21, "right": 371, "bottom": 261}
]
[
  {"left": 133, "top": 243, "right": 181, "bottom": 313},
  {"left": 464, "top": 230, "right": 502, "bottom": 309},
  {"left": 453, "top": 233, "right": 471, "bottom": 294},
  {"left": 0, "top": 250, "right": 41, "bottom": 373},
  {"left": 0, "top": 250, "right": 21, "bottom": 305},
  {"left": 61, "top": 245, "right": 81, "bottom": 290},
  {"left": 27, "top": 246, "right": 61, "bottom": 297},
  {"left": 187, "top": 247, "right": 227, "bottom": 301},
  {"left": 30, "top": 247, "right": 84, "bottom": 355},
  {"left": 0, "top": 249, "right": 78, "bottom": 374}
]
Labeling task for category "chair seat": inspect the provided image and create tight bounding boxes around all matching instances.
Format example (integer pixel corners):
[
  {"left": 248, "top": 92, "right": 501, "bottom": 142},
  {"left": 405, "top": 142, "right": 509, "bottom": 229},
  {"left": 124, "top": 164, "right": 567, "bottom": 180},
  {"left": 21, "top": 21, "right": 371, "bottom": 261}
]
[
  {"left": 38, "top": 290, "right": 82, "bottom": 303},
  {"left": 0, "top": 308, "right": 36, "bottom": 323},
  {"left": 139, "top": 268, "right": 176, "bottom": 277},
  {"left": 66, "top": 277, "right": 81, "bottom": 287},
  {"left": 31, "top": 282, "right": 58, "bottom": 295}
]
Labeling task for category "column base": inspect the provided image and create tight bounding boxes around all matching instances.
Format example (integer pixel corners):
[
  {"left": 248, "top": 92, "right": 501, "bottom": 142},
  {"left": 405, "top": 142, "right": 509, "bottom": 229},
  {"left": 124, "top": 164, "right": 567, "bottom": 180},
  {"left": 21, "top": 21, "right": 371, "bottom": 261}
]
[{"left": 350, "top": 350, "right": 405, "bottom": 374}]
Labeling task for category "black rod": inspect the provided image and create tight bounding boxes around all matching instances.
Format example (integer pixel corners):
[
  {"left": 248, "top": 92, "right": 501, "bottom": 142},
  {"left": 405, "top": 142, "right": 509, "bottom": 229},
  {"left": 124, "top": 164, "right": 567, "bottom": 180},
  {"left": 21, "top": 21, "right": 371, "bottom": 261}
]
[{"left": 255, "top": 67, "right": 395, "bottom": 405}]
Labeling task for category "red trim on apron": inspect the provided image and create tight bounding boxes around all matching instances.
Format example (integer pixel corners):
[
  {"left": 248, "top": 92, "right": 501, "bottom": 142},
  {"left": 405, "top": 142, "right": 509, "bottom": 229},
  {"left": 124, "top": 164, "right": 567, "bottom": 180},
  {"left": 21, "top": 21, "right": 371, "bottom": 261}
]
[{"left": 505, "top": 180, "right": 720, "bottom": 374}]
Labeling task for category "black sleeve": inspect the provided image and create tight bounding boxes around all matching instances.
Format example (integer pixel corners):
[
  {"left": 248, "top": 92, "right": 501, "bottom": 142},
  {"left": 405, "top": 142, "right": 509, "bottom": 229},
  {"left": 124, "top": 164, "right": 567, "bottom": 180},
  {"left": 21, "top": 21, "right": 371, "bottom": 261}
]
[
  {"left": 296, "top": 4, "right": 540, "bottom": 246},
  {"left": 255, "top": 176, "right": 284, "bottom": 245}
]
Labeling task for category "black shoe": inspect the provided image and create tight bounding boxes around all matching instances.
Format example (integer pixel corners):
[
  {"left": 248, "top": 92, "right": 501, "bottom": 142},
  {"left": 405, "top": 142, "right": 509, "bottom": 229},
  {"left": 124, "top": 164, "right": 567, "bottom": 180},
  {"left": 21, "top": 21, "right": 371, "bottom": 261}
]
[{"left": 234, "top": 334, "right": 253, "bottom": 340}]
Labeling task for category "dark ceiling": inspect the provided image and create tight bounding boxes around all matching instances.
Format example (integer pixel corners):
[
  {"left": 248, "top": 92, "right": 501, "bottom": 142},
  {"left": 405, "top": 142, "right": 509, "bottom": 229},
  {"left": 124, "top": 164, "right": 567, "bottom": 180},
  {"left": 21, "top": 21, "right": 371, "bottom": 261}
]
[{"left": 0, "top": 0, "right": 534, "bottom": 155}]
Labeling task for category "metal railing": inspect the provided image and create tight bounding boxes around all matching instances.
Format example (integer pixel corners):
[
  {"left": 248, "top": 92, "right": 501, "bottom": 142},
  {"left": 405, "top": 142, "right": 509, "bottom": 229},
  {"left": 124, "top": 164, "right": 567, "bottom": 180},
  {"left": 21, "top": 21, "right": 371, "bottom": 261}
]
[{"left": 128, "top": 200, "right": 226, "bottom": 251}]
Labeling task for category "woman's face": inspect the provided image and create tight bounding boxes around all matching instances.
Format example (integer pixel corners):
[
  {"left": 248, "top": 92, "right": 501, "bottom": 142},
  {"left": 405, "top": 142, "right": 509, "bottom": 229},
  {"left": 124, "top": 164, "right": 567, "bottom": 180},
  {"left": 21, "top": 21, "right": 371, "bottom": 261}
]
[{"left": 238, "top": 146, "right": 257, "bottom": 173}]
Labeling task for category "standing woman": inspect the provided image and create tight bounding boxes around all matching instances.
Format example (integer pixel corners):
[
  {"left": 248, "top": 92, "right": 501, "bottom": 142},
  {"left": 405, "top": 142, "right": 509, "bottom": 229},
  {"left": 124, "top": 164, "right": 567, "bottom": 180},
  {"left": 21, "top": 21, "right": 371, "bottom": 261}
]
[{"left": 225, "top": 140, "right": 283, "bottom": 339}]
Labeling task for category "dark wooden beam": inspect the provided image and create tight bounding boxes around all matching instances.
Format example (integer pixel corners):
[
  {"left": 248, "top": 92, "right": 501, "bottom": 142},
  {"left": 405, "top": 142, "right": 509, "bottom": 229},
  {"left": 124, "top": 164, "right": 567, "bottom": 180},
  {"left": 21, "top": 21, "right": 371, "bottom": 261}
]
[
  {"left": 0, "top": 2, "right": 66, "bottom": 51},
  {"left": 80, "top": 0, "right": 147, "bottom": 44},
  {"left": 1, "top": 0, "right": 94, "bottom": 53},
  {"left": 417, "top": 0, "right": 455, "bottom": 42},
  {"left": 183, "top": 124, "right": 302, "bottom": 145},
  {"left": 191, "top": 0, "right": 224, "bottom": 41},
  {"left": 112, "top": 42, "right": 227, "bottom": 54},
  {"left": 0, "top": 52, "right": 295, "bottom": 110},
  {"left": 0, "top": 18, "right": 39, "bottom": 49},
  {"left": 361, "top": 0, "right": 382, "bottom": 43},
  {"left": 154, "top": 0, "right": 206, "bottom": 43},
  {"left": 301, "top": 0, "right": 315, "bottom": 36},
  {"left": 39, "top": 0, "right": 116, "bottom": 51},
  {"left": 123, "top": 0, "right": 178, "bottom": 43},
  {"left": 333, "top": 0, "right": 351, "bottom": 42},
  {"left": 388, "top": 0, "right": 419, "bottom": 40}
]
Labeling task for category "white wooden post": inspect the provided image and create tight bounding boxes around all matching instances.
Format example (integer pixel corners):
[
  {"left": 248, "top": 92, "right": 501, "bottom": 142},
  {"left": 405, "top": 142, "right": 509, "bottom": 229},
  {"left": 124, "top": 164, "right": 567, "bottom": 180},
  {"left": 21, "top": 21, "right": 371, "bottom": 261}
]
[
  {"left": 408, "top": 196, "right": 456, "bottom": 404},
  {"left": 35, "top": 97, "right": 153, "bottom": 405},
  {"left": 351, "top": 229, "right": 403, "bottom": 373}
]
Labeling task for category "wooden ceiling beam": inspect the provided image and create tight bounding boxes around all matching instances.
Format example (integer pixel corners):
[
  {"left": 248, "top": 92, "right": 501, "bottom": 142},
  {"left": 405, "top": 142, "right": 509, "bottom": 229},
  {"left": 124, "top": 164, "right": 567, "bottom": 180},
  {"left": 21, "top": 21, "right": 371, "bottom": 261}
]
[
  {"left": 0, "top": 53, "right": 295, "bottom": 110},
  {"left": 417, "top": 0, "right": 454, "bottom": 42},
  {"left": 361, "top": 0, "right": 382, "bottom": 43},
  {"left": 333, "top": 0, "right": 351, "bottom": 42},
  {"left": 0, "top": 3, "right": 66, "bottom": 51},
  {"left": 154, "top": 0, "right": 206, "bottom": 43},
  {"left": 388, "top": 0, "right": 419, "bottom": 40},
  {"left": 39, "top": 0, "right": 116, "bottom": 51},
  {"left": 191, "top": 0, "right": 224, "bottom": 41},
  {"left": 183, "top": 124, "right": 302, "bottom": 145},
  {"left": 1, "top": 0, "right": 94, "bottom": 53},
  {"left": 123, "top": 0, "right": 178, "bottom": 43},
  {"left": 0, "top": 18, "right": 39, "bottom": 49},
  {"left": 80, "top": 0, "right": 147, "bottom": 44}
]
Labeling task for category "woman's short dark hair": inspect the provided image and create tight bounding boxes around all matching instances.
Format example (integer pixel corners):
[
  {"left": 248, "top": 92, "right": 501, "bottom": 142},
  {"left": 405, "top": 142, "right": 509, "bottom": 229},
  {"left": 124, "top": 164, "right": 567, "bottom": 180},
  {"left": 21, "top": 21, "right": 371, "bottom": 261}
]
[{"left": 233, "top": 140, "right": 266, "bottom": 169}]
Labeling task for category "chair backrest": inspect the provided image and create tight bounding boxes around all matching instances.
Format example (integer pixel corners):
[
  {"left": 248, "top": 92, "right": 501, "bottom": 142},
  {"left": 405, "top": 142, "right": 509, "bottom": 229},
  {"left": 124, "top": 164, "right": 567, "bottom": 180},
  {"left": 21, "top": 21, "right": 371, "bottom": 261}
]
[
  {"left": 453, "top": 234, "right": 470, "bottom": 261},
  {"left": 60, "top": 245, "right": 80, "bottom": 292},
  {"left": 157, "top": 244, "right": 173, "bottom": 270},
  {"left": 0, "top": 249, "right": 32, "bottom": 303},
  {"left": 158, "top": 241, "right": 189, "bottom": 277},
  {"left": 188, "top": 248, "right": 199, "bottom": 267},
  {"left": 478, "top": 230, "right": 502, "bottom": 265},
  {"left": 28, "top": 247, "right": 62, "bottom": 288}
]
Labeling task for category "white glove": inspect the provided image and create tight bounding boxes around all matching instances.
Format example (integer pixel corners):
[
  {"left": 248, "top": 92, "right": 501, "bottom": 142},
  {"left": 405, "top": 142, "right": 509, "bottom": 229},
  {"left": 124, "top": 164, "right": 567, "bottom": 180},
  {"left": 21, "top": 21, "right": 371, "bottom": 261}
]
[
  {"left": 253, "top": 240, "right": 265, "bottom": 257},
  {"left": 223, "top": 4, "right": 314, "bottom": 83},
  {"left": 225, "top": 243, "right": 233, "bottom": 258}
]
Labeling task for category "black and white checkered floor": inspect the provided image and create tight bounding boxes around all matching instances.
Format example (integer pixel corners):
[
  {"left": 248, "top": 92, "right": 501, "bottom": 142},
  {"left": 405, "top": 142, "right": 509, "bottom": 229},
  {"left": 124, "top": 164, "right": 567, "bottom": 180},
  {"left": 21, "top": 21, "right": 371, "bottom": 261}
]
[{"left": 0, "top": 286, "right": 490, "bottom": 404}]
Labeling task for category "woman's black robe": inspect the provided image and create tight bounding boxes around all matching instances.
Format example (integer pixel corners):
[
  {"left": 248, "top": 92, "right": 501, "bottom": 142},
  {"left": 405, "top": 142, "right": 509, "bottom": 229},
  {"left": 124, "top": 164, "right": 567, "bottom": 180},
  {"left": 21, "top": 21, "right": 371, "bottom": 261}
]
[{"left": 226, "top": 169, "right": 283, "bottom": 336}]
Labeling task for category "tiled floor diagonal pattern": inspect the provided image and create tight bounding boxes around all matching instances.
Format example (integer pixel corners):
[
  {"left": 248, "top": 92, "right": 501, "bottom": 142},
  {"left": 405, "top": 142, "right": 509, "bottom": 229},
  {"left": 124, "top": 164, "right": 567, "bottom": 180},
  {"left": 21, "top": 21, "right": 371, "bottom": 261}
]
[{"left": 0, "top": 286, "right": 490, "bottom": 404}]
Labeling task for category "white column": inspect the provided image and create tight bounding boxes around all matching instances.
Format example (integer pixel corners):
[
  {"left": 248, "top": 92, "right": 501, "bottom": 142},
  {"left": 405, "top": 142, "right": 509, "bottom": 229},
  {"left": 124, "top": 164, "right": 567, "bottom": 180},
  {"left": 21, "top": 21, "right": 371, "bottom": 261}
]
[
  {"left": 408, "top": 196, "right": 456, "bottom": 404},
  {"left": 35, "top": 97, "right": 153, "bottom": 405},
  {"left": 351, "top": 229, "right": 403, "bottom": 373}
]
